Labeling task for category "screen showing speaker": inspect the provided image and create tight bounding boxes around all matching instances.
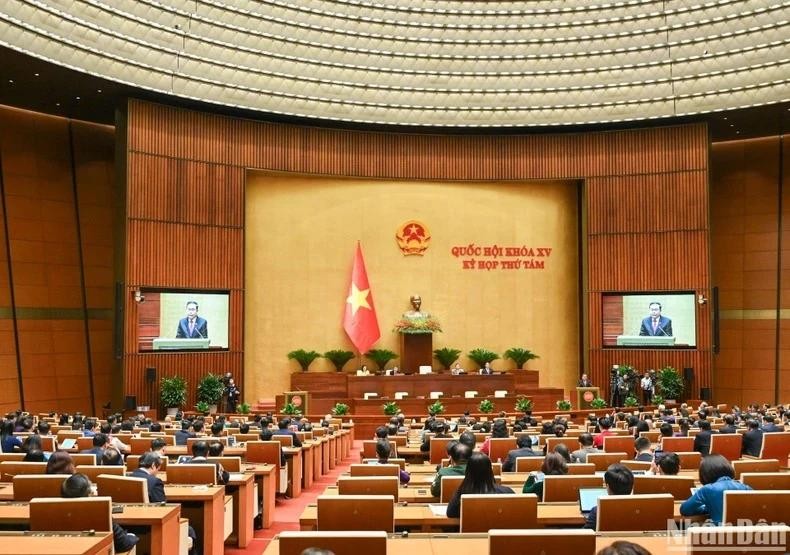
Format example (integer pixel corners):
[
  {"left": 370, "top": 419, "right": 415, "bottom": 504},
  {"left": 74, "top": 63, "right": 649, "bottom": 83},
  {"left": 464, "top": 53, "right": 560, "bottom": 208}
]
[
  {"left": 136, "top": 290, "right": 230, "bottom": 352},
  {"left": 602, "top": 292, "right": 696, "bottom": 348}
]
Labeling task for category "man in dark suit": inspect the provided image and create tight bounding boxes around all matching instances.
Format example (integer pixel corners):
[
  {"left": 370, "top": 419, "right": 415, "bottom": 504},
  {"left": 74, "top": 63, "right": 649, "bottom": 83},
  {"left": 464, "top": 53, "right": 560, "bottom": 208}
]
[
  {"left": 187, "top": 440, "right": 229, "bottom": 484},
  {"left": 176, "top": 300, "right": 208, "bottom": 339},
  {"left": 479, "top": 362, "right": 494, "bottom": 375},
  {"left": 273, "top": 418, "right": 302, "bottom": 448},
  {"left": 761, "top": 415, "right": 783, "bottom": 433},
  {"left": 719, "top": 415, "right": 737, "bottom": 434},
  {"left": 639, "top": 302, "right": 673, "bottom": 337},
  {"left": 175, "top": 421, "right": 195, "bottom": 446},
  {"left": 81, "top": 433, "right": 108, "bottom": 460},
  {"left": 693, "top": 419, "right": 716, "bottom": 455},
  {"left": 577, "top": 374, "right": 593, "bottom": 387},
  {"left": 742, "top": 419, "right": 764, "bottom": 456},
  {"left": 502, "top": 435, "right": 540, "bottom": 472},
  {"left": 130, "top": 452, "right": 166, "bottom": 502}
]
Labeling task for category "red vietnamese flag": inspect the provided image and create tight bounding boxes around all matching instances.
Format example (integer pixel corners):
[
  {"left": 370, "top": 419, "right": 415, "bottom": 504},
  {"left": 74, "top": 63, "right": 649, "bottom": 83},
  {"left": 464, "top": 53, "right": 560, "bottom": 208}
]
[{"left": 343, "top": 242, "right": 380, "bottom": 354}]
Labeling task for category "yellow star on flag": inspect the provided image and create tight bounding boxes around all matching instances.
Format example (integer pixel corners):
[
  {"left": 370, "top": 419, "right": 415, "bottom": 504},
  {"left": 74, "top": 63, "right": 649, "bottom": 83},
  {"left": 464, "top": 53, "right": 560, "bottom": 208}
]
[{"left": 346, "top": 283, "right": 371, "bottom": 315}]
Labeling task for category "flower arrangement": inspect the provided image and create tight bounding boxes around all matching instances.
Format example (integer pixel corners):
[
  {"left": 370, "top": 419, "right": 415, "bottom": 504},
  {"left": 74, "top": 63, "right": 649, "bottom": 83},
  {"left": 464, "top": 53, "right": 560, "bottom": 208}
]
[
  {"left": 393, "top": 315, "right": 442, "bottom": 334},
  {"left": 479, "top": 399, "right": 494, "bottom": 413},
  {"left": 624, "top": 396, "right": 639, "bottom": 407},
  {"left": 428, "top": 400, "right": 445, "bottom": 415},
  {"left": 383, "top": 402, "right": 400, "bottom": 415},
  {"left": 590, "top": 398, "right": 608, "bottom": 409},
  {"left": 514, "top": 396, "right": 533, "bottom": 412},
  {"left": 556, "top": 400, "right": 572, "bottom": 411},
  {"left": 332, "top": 403, "right": 350, "bottom": 416}
]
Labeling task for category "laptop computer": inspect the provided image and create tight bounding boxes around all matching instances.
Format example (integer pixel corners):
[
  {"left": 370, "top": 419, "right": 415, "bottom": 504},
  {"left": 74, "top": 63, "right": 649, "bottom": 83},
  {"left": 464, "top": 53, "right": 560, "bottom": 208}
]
[
  {"left": 176, "top": 455, "right": 193, "bottom": 464},
  {"left": 59, "top": 438, "right": 76, "bottom": 450},
  {"left": 578, "top": 487, "right": 608, "bottom": 514}
]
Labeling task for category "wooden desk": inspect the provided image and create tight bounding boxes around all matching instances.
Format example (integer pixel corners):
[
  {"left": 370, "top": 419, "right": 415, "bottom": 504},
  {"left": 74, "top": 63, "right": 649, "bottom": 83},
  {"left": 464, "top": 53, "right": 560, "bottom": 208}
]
[
  {"left": 283, "top": 448, "right": 303, "bottom": 498},
  {"left": 312, "top": 438, "right": 324, "bottom": 479},
  {"left": 0, "top": 502, "right": 180, "bottom": 555},
  {"left": 298, "top": 501, "right": 698, "bottom": 531},
  {"left": 224, "top": 472, "right": 255, "bottom": 547},
  {"left": 243, "top": 463, "right": 276, "bottom": 529},
  {"left": 163, "top": 446, "right": 246, "bottom": 458},
  {"left": 0, "top": 531, "right": 113, "bottom": 555},
  {"left": 263, "top": 533, "right": 692, "bottom": 555},
  {"left": 301, "top": 442, "right": 315, "bottom": 490},
  {"left": 164, "top": 485, "right": 225, "bottom": 555}
]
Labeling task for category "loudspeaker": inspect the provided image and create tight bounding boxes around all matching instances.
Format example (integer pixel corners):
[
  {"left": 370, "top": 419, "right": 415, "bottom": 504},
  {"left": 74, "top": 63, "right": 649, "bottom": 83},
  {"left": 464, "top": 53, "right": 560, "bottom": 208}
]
[
  {"left": 145, "top": 367, "right": 156, "bottom": 382},
  {"left": 124, "top": 395, "right": 137, "bottom": 410},
  {"left": 683, "top": 367, "right": 694, "bottom": 382},
  {"left": 700, "top": 387, "right": 711, "bottom": 401}
]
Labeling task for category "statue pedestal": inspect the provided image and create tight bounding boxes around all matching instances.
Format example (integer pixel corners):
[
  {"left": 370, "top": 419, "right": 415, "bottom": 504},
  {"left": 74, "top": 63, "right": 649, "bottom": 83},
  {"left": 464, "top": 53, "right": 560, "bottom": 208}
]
[{"left": 399, "top": 333, "right": 433, "bottom": 374}]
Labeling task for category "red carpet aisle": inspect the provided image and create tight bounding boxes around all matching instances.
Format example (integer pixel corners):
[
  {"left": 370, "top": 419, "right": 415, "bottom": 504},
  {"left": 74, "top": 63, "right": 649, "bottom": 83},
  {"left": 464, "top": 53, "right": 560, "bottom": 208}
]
[{"left": 224, "top": 440, "right": 362, "bottom": 555}]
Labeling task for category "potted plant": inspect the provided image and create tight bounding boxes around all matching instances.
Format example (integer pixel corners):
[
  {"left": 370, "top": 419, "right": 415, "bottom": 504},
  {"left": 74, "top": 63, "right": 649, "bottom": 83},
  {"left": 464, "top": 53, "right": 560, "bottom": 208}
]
[
  {"left": 332, "top": 403, "right": 350, "bottom": 416},
  {"left": 467, "top": 348, "right": 500, "bottom": 369},
  {"left": 365, "top": 349, "right": 398, "bottom": 371},
  {"left": 428, "top": 400, "right": 445, "bottom": 415},
  {"left": 652, "top": 394, "right": 665, "bottom": 406},
  {"left": 590, "top": 398, "right": 608, "bottom": 409},
  {"left": 196, "top": 373, "right": 225, "bottom": 414},
  {"left": 160, "top": 375, "right": 187, "bottom": 417},
  {"left": 383, "top": 402, "right": 400, "bottom": 416},
  {"left": 503, "top": 348, "right": 540, "bottom": 369},
  {"left": 281, "top": 402, "right": 302, "bottom": 416},
  {"left": 556, "top": 400, "right": 572, "bottom": 411},
  {"left": 514, "top": 396, "right": 533, "bottom": 413},
  {"left": 287, "top": 349, "right": 322, "bottom": 372},
  {"left": 324, "top": 349, "right": 355, "bottom": 372},
  {"left": 479, "top": 399, "right": 494, "bottom": 413},
  {"left": 624, "top": 396, "right": 639, "bottom": 407},
  {"left": 433, "top": 347, "right": 462, "bottom": 370},
  {"left": 656, "top": 366, "right": 684, "bottom": 402},
  {"left": 238, "top": 402, "right": 251, "bottom": 415},
  {"left": 195, "top": 401, "right": 210, "bottom": 415}
]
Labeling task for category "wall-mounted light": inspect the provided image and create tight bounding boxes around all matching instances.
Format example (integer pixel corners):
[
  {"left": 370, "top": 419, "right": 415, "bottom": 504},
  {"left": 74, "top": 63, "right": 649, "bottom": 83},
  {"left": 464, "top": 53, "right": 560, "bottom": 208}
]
[
  {"left": 133, "top": 289, "right": 145, "bottom": 303},
  {"left": 697, "top": 294, "right": 707, "bottom": 305}
]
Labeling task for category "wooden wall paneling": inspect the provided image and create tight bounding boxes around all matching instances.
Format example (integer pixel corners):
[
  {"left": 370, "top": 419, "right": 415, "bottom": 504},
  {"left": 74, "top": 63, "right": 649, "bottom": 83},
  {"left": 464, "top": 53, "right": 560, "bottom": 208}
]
[
  {"left": 124, "top": 99, "right": 711, "bottom": 406},
  {"left": 126, "top": 221, "right": 243, "bottom": 288}
]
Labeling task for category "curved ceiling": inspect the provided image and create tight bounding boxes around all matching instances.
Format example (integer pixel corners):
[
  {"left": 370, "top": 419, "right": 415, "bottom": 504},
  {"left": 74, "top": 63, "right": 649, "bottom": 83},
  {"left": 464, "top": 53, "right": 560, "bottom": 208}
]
[{"left": 0, "top": 0, "right": 788, "bottom": 127}]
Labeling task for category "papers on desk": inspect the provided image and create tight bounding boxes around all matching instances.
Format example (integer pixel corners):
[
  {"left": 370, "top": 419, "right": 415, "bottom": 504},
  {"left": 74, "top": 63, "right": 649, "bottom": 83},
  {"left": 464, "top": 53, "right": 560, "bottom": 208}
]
[
  {"left": 429, "top": 504, "right": 447, "bottom": 517},
  {"left": 228, "top": 472, "right": 245, "bottom": 481}
]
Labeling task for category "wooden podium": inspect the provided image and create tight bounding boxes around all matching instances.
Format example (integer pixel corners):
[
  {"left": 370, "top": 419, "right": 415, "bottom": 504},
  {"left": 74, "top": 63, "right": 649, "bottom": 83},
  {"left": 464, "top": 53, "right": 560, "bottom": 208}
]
[
  {"left": 576, "top": 387, "right": 600, "bottom": 409},
  {"left": 399, "top": 333, "right": 433, "bottom": 374},
  {"left": 284, "top": 391, "right": 310, "bottom": 414}
]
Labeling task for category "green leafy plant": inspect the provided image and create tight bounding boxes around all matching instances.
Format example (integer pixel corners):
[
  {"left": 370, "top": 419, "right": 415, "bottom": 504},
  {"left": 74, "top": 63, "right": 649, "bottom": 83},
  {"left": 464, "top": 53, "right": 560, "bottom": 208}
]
[
  {"left": 238, "top": 402, "right": 251, "bottom": 415},
  {"left": 195, "top": 401, "right": 210, "bottom": 414},
  {"left": 196, "top": 373, "right": 225, "bottom": 405},
  {"left": 428, "top": 400, "right": 445, "bottom": 415},
  {"left": 590, "top": 398, "right": 608, "bottom": 409},
  {"left": 624, "top": 396, "right": 639, "bottom": 407},
  {"left": 503, "top": 348, "right": 540, "bottom": 369},
  {"left": 365, "top": 349, "right": 398, "bottom": 371},
  {"left": 514, "top": 396, "right": 533, "bottom": 412},
  {"left": 383, "top": 402, "right": 400, "bottom": 416},
  {"left": 433, "top": 347, "right": 462, "bottom": 370},
  {"left": 287, "top": 349, "right": 322, "bottom": 372},
  {"left": 160, "top": 376, "right": 187, "bottom": 408},
  {"left": 652, "top": 394, "right": 665, "bottom": 405},
  {"left": 478, "top": 399, "right": 494, "bottom": 413},
  {"left": 656, "top": 366, "right": 684, "bottom": 400},
  {"left": 324, "top": 350, "right": 355, "bottom": 372},
  {"left": 281, "top": 402, "right": 302, "bottom": 415},
  {"left": 332, "top": 403, "right": 350, "bottom": 416},
  {"left": 467, "top": 348, "right": 500, "bottom": 369},
  {"left": 556, "top": 400, "right": 572, "bottom": 411}
]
